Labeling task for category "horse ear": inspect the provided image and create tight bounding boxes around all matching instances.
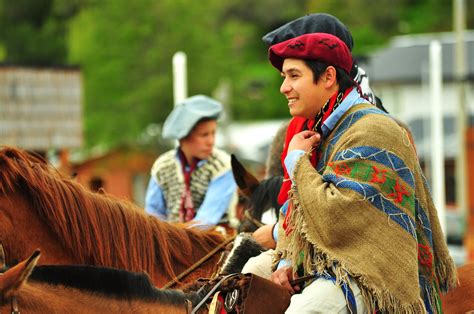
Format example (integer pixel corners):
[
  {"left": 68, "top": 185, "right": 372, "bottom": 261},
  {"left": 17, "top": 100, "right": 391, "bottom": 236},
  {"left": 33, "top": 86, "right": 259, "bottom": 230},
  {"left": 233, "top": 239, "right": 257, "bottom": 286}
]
[
  {"left": 231, "top": 154, "right": 260, "bottom": 197},
  {"left": 0, "top": 249, "right": 41, "bottom": 298}
]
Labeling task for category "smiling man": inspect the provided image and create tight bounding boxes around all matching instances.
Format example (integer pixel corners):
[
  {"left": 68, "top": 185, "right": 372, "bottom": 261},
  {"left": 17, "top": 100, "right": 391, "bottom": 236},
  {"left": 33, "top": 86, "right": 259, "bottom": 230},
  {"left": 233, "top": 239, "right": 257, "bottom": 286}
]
[{"left": 265, "top": 33, "right": 456, "bottom": 313}]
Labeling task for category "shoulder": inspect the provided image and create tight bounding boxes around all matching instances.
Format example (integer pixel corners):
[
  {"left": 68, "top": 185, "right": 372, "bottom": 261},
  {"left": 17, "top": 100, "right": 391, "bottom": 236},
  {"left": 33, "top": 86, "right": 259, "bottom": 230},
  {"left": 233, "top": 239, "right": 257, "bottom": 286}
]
[
  {"left": 337, "top": 104, "right": 400, "bottom": 136},
  {"left": 151, "top": 149, "right": 178, "bottom": 175},
  {"left": 200, "top": 148, "right": 232, "bottom": 174},
  {"left": 331, "top": 104, "right": 417, "bottom": 161},
  {"left": 210, "top": 147, "right": 231, "bottom": 164}
]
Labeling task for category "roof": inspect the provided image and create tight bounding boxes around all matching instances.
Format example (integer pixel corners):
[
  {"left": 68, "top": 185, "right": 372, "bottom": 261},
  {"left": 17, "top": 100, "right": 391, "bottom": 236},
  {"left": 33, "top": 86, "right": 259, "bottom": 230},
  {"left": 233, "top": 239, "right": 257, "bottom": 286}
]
[
  {"left": 407, "top": 115, "right": 474, "bottom": 159},
  {"left": 364, "top": 31, "right": 474, "bottom": 83}
]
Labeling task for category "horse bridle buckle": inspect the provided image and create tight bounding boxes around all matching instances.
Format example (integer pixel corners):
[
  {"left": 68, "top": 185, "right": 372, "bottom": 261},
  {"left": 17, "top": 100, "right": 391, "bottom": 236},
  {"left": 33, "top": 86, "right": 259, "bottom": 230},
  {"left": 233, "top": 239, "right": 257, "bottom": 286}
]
[{"left": 224, "top": 289, "right": 239, "bottom": 312}]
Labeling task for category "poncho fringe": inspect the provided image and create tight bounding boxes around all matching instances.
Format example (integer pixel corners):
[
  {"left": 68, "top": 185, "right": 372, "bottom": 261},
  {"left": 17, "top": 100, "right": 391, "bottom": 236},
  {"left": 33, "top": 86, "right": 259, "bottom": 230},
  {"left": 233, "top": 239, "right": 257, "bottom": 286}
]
[{"left": 284, "top": 180, "right": 427, "bottom": 313}]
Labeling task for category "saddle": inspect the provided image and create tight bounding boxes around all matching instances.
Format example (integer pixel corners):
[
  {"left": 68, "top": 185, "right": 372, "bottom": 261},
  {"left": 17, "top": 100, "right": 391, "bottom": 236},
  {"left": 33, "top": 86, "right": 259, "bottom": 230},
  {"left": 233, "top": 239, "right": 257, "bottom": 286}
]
[{"left": 188, "top": 273, "right": 291, "bottom": 314}]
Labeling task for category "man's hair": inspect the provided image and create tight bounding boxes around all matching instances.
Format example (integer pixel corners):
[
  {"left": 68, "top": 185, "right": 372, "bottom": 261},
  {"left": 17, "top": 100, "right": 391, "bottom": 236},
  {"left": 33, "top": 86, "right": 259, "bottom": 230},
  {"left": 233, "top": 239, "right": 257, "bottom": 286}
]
[
  {"left": 181, "top": 117, "right": 217, "bottom": 140},
  {"left": 304, "top": 60, "right": 355, "bottom": 91}
]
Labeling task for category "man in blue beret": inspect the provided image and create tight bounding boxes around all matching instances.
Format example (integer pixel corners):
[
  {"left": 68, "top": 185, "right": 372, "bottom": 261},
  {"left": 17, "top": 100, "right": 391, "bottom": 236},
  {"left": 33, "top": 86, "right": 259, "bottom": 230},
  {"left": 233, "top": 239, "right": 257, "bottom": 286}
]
[{"left": 145, "top": 95, "right": 237, "bottom": 230}]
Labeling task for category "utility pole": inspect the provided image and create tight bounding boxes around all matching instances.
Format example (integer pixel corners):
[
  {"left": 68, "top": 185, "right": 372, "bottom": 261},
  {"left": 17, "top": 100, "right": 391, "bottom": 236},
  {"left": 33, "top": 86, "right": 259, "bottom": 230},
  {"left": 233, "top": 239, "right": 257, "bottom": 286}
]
[
  {"left": 430, "top": 40, "right": 446, "bottom": 234},
  {"left": 172, "top": 51, "right": 187, "bottom": 106},
  {"left": 453, "top": 0, "right": 469, "bottom": 254}
]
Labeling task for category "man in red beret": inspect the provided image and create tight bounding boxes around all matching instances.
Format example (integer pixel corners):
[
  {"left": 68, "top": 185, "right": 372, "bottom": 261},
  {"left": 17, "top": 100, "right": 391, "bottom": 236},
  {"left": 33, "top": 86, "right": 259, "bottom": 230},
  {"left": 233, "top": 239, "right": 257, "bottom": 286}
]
[{"left": 265, "top": 32, "right": 456, "bottom": 313}]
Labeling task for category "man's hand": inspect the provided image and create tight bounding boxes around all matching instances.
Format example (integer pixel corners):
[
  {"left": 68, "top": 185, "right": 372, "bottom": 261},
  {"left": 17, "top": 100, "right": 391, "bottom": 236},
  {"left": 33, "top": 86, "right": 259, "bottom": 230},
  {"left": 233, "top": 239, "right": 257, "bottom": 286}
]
[
  {"left": 270, "top": 266, "right": 300, "bottom": 294},
  {"left": 252, "top": 224, "right": 276, "bottom": 249},
  {"left": 288, "top": 130, "right": 320, "bottom": 153}
]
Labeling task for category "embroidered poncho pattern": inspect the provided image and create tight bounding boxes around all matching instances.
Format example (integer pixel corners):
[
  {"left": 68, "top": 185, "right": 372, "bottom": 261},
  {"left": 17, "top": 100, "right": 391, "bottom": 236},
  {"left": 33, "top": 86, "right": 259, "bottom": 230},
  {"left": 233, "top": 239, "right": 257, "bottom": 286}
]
[{"left": 275, "top": 104, "right": 457, "bottom": 313}]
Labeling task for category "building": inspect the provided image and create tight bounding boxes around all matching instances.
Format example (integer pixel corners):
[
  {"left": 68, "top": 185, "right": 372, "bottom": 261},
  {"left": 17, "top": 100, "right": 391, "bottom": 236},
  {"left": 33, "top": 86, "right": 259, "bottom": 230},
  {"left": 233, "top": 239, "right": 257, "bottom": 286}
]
[
  {"left": 71, "top": 146, "right": 158, "bottom": 208},
  {"left": 0, "top": 65, "right": 83, "bottom": 169}
]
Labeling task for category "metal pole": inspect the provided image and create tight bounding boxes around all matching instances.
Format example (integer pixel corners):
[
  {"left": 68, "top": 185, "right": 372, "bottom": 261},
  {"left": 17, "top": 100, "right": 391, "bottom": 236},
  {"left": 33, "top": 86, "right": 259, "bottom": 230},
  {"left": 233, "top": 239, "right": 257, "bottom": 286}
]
[
  {"left": 430, "top": 40, "right": 446, "bottom": 234},
  {"left": 172, "top": 51, "right": 187, "bottom": 106},
  {"left": 453, "top": 0, "right": 468, "bottom": 229},
  {"left": 212, "top": 78, "right": 232, "bottom": 149}
]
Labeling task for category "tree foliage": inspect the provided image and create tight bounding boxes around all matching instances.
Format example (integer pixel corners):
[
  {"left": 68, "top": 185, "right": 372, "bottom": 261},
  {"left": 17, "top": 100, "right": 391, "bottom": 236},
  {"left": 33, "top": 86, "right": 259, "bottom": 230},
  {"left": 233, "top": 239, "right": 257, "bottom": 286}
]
[
  {"left": 0, "top": 0, "right": 471, "bottom": 149},
  {"left": 0, "top": 0, "right": 82, "bottom": 65}
]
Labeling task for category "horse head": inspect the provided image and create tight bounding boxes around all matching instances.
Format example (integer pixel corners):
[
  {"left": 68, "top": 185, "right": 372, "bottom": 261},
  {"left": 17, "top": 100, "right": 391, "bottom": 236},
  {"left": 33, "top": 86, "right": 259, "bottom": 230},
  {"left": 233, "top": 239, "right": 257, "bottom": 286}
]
[
  {"left": 231, "top": 154, "right": 282, "bottom": 233},
  {"left": 0, "top": 249, "right": 40, "bottom": 301}
]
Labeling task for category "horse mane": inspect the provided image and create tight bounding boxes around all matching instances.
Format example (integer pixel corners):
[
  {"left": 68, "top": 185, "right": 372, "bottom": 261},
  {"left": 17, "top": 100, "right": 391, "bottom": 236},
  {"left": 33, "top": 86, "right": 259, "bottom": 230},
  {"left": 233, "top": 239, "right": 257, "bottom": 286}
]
[
  {"left": 0, "top": 146, "right": 224, "bottom": 281},
  {"left": 249, "top": 175, "right": 283, "bottom": 220},
  {"left": 30, "top": 265, "right": 168, "bottom": 299},
  {"left": 29, "top": 264, "right": 206, "bottom": 305},
  {"left": 219, "top": 233, "right": 264, "bottom": 275}
]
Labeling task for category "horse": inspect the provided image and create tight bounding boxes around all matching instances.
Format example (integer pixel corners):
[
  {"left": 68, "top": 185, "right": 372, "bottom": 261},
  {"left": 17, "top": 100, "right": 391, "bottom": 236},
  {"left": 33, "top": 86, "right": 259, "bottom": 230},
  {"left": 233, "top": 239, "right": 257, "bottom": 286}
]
[
  {"left": 441, "top": 262, "right": 474, "bottom": 313},
  {"left": 231, "top": 154, "right": 282, "bottom": 233},
  {"left": 0, "top": 146, "right": 228, "bottom": 288},
  {"left": 0, "top": 250, "right": 209, "bottom": 313}
]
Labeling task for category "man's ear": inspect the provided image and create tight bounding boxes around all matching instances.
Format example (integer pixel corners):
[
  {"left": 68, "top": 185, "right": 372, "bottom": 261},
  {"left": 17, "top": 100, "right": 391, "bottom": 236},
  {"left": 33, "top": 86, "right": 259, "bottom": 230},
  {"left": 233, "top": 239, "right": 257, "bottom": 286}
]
[{"left": 323, "top": 66, "right": 337, "bottom": 88}]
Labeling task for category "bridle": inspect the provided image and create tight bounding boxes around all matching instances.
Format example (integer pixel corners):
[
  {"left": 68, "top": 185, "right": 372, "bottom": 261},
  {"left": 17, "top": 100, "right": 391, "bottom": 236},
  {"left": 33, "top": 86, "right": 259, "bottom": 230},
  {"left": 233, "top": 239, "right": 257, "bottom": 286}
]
[
  {"left": 161, "top": 234, "right": 237, "bottom": 289},
  {"left": 0, "top": 294, "right": 19, "bottom": 314},
  {"left": 9, "top": 297, "right": 19, "bottom": 314},
  {"left": 0, "top": 243, "right": 20, "bottom": 314},
  {"left": 243, "top": 209, "right": 264, "bottom": 229}
]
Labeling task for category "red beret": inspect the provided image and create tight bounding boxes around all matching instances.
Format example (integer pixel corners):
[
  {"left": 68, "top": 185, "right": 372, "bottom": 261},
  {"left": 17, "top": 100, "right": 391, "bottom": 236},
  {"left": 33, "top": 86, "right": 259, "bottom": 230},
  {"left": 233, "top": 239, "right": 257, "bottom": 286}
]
[{"left": 268, "top": 33, "right": 353, "bottom": 74}]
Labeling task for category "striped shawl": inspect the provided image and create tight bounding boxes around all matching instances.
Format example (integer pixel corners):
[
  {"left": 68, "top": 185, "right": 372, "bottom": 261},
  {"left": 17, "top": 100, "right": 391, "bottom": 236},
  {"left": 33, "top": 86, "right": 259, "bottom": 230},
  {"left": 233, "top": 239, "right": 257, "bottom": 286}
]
[{"left": 275, "top": 104, "right": 457, "bottom": 313}]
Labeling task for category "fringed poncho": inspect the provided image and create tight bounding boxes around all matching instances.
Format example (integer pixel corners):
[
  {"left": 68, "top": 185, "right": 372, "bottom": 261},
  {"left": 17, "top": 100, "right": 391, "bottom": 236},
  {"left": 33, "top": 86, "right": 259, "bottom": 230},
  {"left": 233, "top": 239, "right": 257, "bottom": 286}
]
[{"left": 275, "top": 104, "right": 457, "bottom": 313}]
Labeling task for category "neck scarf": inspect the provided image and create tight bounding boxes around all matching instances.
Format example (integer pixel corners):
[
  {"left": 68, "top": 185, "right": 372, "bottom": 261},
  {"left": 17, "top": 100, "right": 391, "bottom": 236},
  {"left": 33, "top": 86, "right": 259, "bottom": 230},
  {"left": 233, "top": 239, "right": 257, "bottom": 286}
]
[
  {"left": 279, "top": 88, "right": 352, "bottom": 234},
  {"left": 178, "top": 149, "right": 198, "bottom": 222},
  {"left": 278, "top": 87, "right": 352, "bottom": 205}
]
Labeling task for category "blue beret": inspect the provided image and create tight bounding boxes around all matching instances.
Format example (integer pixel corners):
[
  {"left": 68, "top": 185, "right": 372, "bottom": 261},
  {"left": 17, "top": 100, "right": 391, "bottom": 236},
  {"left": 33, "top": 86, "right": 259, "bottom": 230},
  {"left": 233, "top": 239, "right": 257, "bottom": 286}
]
[{"left": 162, "top": 95, "right": 223, "bottom": 140}]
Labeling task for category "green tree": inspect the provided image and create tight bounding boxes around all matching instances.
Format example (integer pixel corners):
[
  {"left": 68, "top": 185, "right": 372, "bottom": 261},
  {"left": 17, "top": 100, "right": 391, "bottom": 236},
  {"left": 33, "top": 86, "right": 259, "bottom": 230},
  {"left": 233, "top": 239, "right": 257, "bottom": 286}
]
[
  {"left": 307, "top": 0, "right": 471, "bottom": 55},
  {"left": 68, "top": 0, "right": 307, "bottom": 149},
  {"left": 0, "top": 0, "right": 82, "bottom": 65},
  {"left": 2, "top": 0, "right": 471, "bottom": 149}
]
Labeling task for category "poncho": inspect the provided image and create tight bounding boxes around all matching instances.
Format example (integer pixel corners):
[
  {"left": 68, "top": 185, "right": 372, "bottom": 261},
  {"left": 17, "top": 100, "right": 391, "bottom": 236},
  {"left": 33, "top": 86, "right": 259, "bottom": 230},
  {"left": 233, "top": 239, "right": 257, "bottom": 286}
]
[{"left": 275, "top": 103, "right": 457, "bottom": 313}]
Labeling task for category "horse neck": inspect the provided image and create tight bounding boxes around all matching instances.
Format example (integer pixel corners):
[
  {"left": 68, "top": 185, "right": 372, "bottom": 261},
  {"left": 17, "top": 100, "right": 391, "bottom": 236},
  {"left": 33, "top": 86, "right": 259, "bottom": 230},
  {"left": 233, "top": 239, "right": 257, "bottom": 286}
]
[
  {"left": 2, "top": 183, "right": 224, "bottom": 287},
  {"left": 10, "top": 282, "right": 187, "bottom": 313},
  {"left": 0, "top": 194, "right": 75, "bottom": 267},
  {"left": 151, "top": 223, "right": 225, "bottom": 287}
]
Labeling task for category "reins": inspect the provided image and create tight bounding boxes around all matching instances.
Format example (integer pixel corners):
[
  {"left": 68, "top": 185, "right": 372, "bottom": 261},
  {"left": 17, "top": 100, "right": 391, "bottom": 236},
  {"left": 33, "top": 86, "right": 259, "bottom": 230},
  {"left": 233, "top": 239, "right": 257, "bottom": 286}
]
[
  {"left": 161, "top": 235, "right": 237, "bottom": 289},
  {"left": 244, "top": 210, "right": 264, "bottom": 228},
  {"left": 10, "top": 297, "right": 19, "bottom": 314}
]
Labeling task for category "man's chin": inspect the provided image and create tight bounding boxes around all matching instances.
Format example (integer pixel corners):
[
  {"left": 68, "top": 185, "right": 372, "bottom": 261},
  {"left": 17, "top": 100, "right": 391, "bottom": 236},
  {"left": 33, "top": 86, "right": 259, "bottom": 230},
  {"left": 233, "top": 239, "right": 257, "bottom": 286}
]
[{"left": 199, "top": 152, "right": 212, "bottom": 159}]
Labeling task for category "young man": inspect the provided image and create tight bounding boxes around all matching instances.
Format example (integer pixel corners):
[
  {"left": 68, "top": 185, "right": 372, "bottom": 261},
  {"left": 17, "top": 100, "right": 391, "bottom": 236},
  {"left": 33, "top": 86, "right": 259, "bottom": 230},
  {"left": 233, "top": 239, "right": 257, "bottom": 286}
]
[
  {"left": 246, "top": 12, "right": 383, "bottom": 281},
  {"left": 253, "top": 13, "right": 386, "bottom": 249},
  {"left": 265, "top": 33, "right": 456, "bottom": 313},
  {"left": 145, "top": 95, "right": 237, "bottom": 228}
]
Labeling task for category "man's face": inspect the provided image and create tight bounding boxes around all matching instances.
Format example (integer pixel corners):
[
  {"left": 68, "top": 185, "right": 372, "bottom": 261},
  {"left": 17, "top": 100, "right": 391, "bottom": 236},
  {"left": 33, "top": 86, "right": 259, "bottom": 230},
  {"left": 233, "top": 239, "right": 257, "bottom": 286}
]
[
  {"left": 180, "top": 119, "right": 217, "bottom": 160},
  {"left": 280, "top": 58, "right": 326, "bottom": 119}
]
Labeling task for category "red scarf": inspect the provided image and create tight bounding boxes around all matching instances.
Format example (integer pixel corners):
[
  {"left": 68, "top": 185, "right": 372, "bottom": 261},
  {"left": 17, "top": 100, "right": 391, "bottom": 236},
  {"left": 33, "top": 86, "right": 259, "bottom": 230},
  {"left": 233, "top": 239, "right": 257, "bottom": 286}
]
[
  {"left": 178, "top": 150, "right": 198, "bottom": 222},
  {"left": 279, "top": 88, "right": 353, "bottom": 233}
]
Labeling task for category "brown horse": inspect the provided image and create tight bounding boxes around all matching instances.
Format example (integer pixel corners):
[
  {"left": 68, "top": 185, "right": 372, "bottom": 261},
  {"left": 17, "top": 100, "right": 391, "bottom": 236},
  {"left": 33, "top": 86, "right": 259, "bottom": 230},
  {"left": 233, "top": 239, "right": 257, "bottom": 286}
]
[
  {"left": 231, "top": 154, "right": 282, "bottom": 233},
  {"left": 1, "top": 250, "right": 208, "bottom": 313},
  {"left": 0, "top": 146, "right": 226, "bottom": 288},
  {"left": 441, "top": 263, "right": 474, "bottom": 313}
]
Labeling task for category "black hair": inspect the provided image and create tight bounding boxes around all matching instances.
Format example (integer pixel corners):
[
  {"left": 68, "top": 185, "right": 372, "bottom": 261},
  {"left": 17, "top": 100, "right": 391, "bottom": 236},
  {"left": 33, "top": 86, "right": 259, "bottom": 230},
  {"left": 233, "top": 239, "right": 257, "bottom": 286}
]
[
  {"left": 304, "top": 60, "right": 356, "bottom": 91},
  {"left": 182, "top": 116, "right": 217, "bottom": 139}
]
